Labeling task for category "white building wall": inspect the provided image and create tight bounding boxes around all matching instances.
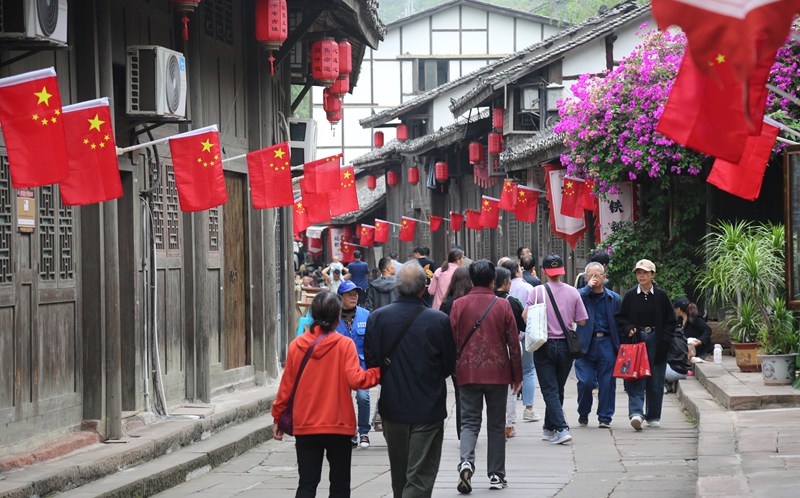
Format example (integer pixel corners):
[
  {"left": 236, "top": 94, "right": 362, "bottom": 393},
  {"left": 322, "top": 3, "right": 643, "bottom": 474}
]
[
  {"left": 460, "top": 5, "right": 487, "bottom": 29},
  {"left": 488, "top": 13, "right": 515, "bottom": 54},
  {"left": 561, "top": 40, "right": 607, "bottom": 79},
  {"left": 515, "top": 19, "right": 543, "bottom": 49},
  {"left": 401, "top": 19, "right": 431, "bottom": 55},
  {"left": 613, "top": 15, "right": 656, "bottom": 61}
]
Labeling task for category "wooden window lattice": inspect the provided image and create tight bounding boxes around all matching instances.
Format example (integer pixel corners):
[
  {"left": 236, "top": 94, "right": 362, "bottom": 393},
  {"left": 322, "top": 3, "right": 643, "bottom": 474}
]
[
  {"left": 166, "top": 165, "right": 180, "bottom": 252},
  {"left": 209, "top": 207, "right": 220, "bottom": 252},
  {"left": 152, "top": 173, "right": 165, "bottom": 251},
  {"left": 0, "top": 157, "right": 11, "bottom": 284},
  {"left": 39, "top": 185, "right": 57, "bottom": 281},
  {"left": 204, "top": 0, "right": 234, "bottom": 46},
  {"left": 58, "top": 201, "right": 73, "bottom": 281}
]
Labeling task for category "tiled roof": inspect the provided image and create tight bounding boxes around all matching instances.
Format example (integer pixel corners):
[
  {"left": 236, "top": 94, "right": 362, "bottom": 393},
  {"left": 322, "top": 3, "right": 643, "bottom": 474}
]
[
  {"left": 398, "top": 109, "right": 490, "bottom": 156},
  {"left": 500, "top": 129, "right": 566, "bottom": 171},
  {"left": 351, "top": 139, "right": 402, "bottom": 166}
]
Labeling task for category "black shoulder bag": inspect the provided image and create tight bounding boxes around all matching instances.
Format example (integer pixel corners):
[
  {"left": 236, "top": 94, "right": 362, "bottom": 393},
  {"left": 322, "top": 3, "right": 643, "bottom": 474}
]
[
  {"left": 544, "top": 284, "right": 583, "bottom": 360},
  {"left": 382, "top": 306, "right": 426, "bottom": 372},
  {"left": 457, "top": 296, "right": 499, "bottom": 359}
]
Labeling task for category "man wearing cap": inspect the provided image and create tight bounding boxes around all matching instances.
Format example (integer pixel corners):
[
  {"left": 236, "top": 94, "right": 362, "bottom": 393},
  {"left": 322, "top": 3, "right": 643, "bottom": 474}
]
[
  {"left": 336, "top": 279, "right": 374, "bottom": 447},
  {"left": 575, "top": 262, "right": 621, "bottom": 429},
  {"left": 615, "top": 259, "right": 677, "bottom": 431},
  {"left": 526, "top": 254, "right": 588, "bottom": 445},
  {"left": 322, "top": 257, "right": 348, "bottom": 294}
]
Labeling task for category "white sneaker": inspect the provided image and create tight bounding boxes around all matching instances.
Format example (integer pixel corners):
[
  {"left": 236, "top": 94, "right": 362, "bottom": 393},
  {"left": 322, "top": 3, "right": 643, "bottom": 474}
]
[
  {"left": 488, "top": 474, "right": 508, "bottom": 489},
  {"left": 549, "top": 429, "right": 572, "bottom": 445},
  {"left": 542, "top": 429, "right": 555, "bottom": 441},
  {"left": 630, "top": 415, "right": 643, "bottom": 431},
  {"left": 457, "top": 461, "right": 473, "bottom": 494},
  {"left": 523, "top": 408, "right": 541, "bottom": 422},
  {"left": 646, "top": 420, "right": 660, "bottom": 428}
]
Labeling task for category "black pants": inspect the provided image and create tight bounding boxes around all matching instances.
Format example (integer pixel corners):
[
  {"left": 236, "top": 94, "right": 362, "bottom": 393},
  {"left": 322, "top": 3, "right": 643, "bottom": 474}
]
[{"left": 295, "top": 434, "right": 353, "bottom": 498}]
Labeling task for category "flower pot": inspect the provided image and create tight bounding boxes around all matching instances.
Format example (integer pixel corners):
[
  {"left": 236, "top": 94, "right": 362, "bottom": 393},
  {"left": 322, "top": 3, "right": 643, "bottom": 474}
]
[
  {"left": 758, "top": 353, "right": 798, "bottom": 385},
  {"left": 732, "top": 342, "right": 762, "bottom": 372}
]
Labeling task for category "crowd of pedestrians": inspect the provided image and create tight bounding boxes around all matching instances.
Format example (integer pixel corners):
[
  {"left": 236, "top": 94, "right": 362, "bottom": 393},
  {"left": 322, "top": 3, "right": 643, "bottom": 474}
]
[{"left": 279, "top": 245, "right": 688, "bottom": 497}]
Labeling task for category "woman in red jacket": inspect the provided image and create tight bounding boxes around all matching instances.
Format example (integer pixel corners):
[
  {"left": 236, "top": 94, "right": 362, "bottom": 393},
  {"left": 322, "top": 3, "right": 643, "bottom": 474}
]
[{"left": 272, "top": 291, "right": 381, "bottom": 497}]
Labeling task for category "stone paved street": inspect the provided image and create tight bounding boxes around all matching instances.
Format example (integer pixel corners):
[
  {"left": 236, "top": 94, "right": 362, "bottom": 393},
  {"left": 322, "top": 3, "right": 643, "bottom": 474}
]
[{"left": 155, "top": 371, "right": 698, "bottom": 497}]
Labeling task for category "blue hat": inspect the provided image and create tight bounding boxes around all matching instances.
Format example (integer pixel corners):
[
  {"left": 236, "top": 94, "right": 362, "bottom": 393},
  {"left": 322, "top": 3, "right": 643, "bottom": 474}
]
[{"left": 337, "top": 280, "right": 359, "bottom": 295}]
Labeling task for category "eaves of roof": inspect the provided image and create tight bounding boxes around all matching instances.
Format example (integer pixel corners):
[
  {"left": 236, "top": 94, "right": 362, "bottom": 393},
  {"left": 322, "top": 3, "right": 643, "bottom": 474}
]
[
  {"left": 398, "top": 109, "right": 491, "bottom": 156},
  {"left": 500, "top": 129, "right": 566, "bottom": 172},
  {"left": 449, "top": 1, "right": 650, "bottom": 116},
  {"left": 351, "top": 139, "right": 402, "bottom": 167},
  {"left": 385, "top": 0, "right": 559, "bottom": 31}
]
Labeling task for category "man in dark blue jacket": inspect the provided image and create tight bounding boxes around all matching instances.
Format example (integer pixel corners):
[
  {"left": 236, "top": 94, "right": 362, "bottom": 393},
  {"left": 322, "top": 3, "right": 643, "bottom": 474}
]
[
  {"left": 364, "top": 263, "right": 456, "bottom": 497},
  {"left": 575, "top": 262, "right": 621, "bottom": 429}
]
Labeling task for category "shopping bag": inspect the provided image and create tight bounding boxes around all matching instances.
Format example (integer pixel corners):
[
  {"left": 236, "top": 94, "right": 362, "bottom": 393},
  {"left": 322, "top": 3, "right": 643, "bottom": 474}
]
[
  {"left": 613, "top": 343, "right": 643, "bottom": 380},
  {"left": 296, "top": 311, "right": 313, "bottom": 337},
  {"left": 635, "top": 342, "right": 652, "bottom": 379},
  {"left": 525, "top": 286, "right": 547, "bottom": 352}
]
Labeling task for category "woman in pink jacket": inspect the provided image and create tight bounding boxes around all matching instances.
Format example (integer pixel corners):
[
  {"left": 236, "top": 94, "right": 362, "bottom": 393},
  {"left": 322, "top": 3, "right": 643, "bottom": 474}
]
[{"left": 428, "top": 248, "right": 464, "bottom": 310}]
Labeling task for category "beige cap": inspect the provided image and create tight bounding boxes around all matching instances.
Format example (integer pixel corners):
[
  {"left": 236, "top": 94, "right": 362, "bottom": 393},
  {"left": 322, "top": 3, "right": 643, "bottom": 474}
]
[{"left": 633, "top": 259, "right": 656, "bottom": 273}]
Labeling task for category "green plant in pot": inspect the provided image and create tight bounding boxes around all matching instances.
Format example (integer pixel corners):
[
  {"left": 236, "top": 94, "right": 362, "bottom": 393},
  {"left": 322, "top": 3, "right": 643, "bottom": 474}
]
[
  {"left": 756, "top": 297, "right": 800, "bottom": 385},
  {"left": 696, "top": 221, "right": 786, "bottom": 373}
]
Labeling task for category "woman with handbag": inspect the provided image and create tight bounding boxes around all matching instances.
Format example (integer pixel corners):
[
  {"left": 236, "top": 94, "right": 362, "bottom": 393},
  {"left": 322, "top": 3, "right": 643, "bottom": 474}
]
[{"left": 272, "top": 291, "right": 381, "bottom": 497}]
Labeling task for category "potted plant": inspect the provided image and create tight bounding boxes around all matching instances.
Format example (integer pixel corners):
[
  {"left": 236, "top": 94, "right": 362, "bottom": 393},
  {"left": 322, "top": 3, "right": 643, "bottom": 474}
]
[
  {"left": 696, "top": 221, "right": 786, "bottom": 372},
  {"left": 723, "top": 300, "right": 763, "bottom": 372},
  {"left": 757, "top": 297, "right": 800, "bottom": 385}
]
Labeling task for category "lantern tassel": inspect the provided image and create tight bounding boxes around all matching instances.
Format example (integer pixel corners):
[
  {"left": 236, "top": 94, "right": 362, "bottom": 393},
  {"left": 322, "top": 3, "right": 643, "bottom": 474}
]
[
  {"left": 269, "top": 51, "right": 275, "bottom": 76},
  {"left": 182, "top": 16, "right": 190, "bottom": 41}
]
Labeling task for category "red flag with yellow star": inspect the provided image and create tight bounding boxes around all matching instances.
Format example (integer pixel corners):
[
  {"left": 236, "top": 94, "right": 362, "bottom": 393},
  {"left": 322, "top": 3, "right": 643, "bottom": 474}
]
[
  {"left": 247, "top": 142, "right": 292, "bottom": 209},
  {"left": 303, "top": 154, "right": 343, "bottom": 194},
  {"left": 465, "top": 210, "right": 483, "bottom": 230},
  {"left": 340, "top": 240, "right": 355, "bottom": 263},
  {"left": 0, "top": 67, "right": 68, "bottom": 188},
  {"left": 479, "top": 196, "right": 500, "bottom": 229},
  {"left": 582, "top": 179, "right": 596, "bottom": 211},
  {"left": 429, "top": 215, "right": 443, "bottom": 232},
  {"left": 399, "top": 216, "right": 416, "bottom": 242},
  {"left": 169, "top": 126, "right": 227, "bottom": 212},
  {"left": 60, "top": 98, "right": 122, "bottom": 205},
  {"left": 707, "top": 121, "right": 780, "bottom": 201},
  {"left": 293, "top": 197, "right": 311, "bottom": 235},
  {"left": 515, "top": 186, "right": 539, "bottom": 222},
  {"left": 498, "top": 179, "right": 518, "bottom": 211},
  {"left": 560, "top": 177, "right": 585, "bottom": 219},
  {"left": 374, "top": 219, "right": 390, "bottom": 243},
  {"left": 299, "top": 179, "right": 331, "bottom": 223},
  {"left": 450, "top": 212, "right": 464, "bottom": 231},
  {"left": 359, "top": 224, "right": 375, "bottom": 247},
  {"left": 329, "top": 166, "right": 360, "bottom": 216}
]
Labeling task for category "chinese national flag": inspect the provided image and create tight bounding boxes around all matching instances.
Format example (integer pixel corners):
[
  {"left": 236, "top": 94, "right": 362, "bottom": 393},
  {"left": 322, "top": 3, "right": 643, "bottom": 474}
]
[
  {"left": 479, "top": 196, "right": 500, "bottom": 229},
  {"left": 399, "top": 217, "right": 416, "bottom": 242},
  {"left": 707, "top": 121, "right": 780, "bottom": 201},
  {"left": 293, "top": 198, "right": 311, "bottom": 235},
  {"left": 515, "top": 186, "right": 539, "bottom": 222},
  {"left": 169, "top": 126, "right": 227, "bottom": 212},
  {"left": 499, "top": 180, "right": 518, "bottom": 211},
  {"left": 430, "top": 215, "right": 443, "bottom": 232},
  {"left": 374, "top": 219, "right": 390, "bottom": 243},
  {"left": 560, "top": 177, "right": 585, "bottom": 219},
  {"left": 60, "top": 98, "right": 122, "bottom": 205},
  {"left": 0, "top": 67, "right": 68, "bottom": 188},
  {"left": 303, "top": 154, "right": 342, "bottom": 194},
  {"left": 657, "top": 49, "right": 772, "bottom": 163},
  {"left": 247, "top": 142, "right": 293, "bottom": 209},
  {"left": 582, "top": 179, "right": 596, "bottom": 211},
  {"left": 329, "top": 166, "right": 360, "bottom": 216},
  {"left": 466, "top": 210, "right": 483, "bottom": 230},
  {"left": 340, "top": 241, "right": 354, "bottom": 263},
  {"left": 450, "top": 212, "right": 464, "bottom": 231},
  {"left": 300, "top": 179, "right": 332, "bottom": 223},
  {"left": 359, "top": 224, "right": 375, "bottom": 246}
]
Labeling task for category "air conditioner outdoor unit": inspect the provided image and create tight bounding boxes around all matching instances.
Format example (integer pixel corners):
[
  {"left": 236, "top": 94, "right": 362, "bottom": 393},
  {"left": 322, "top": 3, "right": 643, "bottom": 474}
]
[
  {"left": 126, "top": 45, "right": 188, "bottom": 119},
  {"left": 288, "top": 117, "right": 317, "bottom": 167},
  {"left": 521, "top": 87, "right": 541, "bottom": 113},
  {"left": 0, "top": 0, "right": 68, "bottom": 45}
]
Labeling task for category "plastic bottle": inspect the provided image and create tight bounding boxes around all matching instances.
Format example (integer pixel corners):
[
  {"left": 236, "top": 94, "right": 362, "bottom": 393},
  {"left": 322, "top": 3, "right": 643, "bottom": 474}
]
[{"left": 713, "top": 344, "right": 723, "bottom": 364}]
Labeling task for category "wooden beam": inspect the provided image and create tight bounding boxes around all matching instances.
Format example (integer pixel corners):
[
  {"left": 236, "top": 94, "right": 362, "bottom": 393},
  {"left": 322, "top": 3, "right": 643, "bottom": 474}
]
[
  {"left": 291, "top": 81, "right": 313, "bottom": 113},
  {"left": 274, "top": 9, "right": 323, "bottom": 68}
]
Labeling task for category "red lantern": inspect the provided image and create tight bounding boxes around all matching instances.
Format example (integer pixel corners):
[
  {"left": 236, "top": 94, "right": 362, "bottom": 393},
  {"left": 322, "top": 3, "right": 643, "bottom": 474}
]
[
  {"left": 338, "top": 40, "right": 353, "bottom": 78},
  {"left": 386, "top": 170, "right": 399, "bottom": 186},
  {"left": 255, "top": 0, "right": 288, "bottom": 75},
  {"left": 408, "top": 166, "right": 420, "bottom": 185},
  {"left": 331, "top": 74, "right": 350, "bottom": 97},
  {"left": 469, "top": 142, "right": 484, "bottom": 164},
  {"left": 311, "top": 39, "right": 340, "bottom": 87},
  {"left": 488, "top": 132, "right": 503, "bottom": 155},
  {"left": 323, "top": 89, "right": 342, "bottom": 125},
  {"left": 492, "top": 107, "right": 504, "bottom": 130},
  {"left": 396, "top": 124, "right": 408, "bottom": 141},
  {"left": 367, "top": 174, "right": 377, "bottom": 190},
  {"left": 435, "top": 161, "right": 449, "bottom": 182},
  {"left": 374, "top": 131, "right": 384, "bottom": 148},
  {"left": 171, "top": 0, "right": 202, "bottom": 41}
]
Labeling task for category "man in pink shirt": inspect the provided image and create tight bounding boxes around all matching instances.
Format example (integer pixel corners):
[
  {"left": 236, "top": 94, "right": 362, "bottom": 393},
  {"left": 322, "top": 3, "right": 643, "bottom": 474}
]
[{"left": 526, "top": 254, "right": 588, "bottom": 445}]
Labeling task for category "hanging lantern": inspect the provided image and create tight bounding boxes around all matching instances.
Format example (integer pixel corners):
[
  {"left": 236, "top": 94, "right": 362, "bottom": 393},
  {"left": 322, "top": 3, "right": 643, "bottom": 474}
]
[
  {"left": 386, "top": 170, "right": 399, "bottom": 186},
  {"left": 492, "top": 107, "right": 504, "bottom": 130},
  {"left": 469, "top": 142, "right": 484, "bottom": 164},
  {"left": 338, "top": 40, "right": 353, "bottom": 79},
  {"left": 435, "top": 161, "right": 449, "bottom": 182},
  {"left": 367, "top": 174, "right": 377, "bottom": 190},
  {"left": 408, "top": 166, "right": 420, "bottom": 185},
  {"left": 171, "top": 0, "right": 202, "bottom": 41},
  {"left": 255, "top": 0, "right": 288, "bottom": 75},
  {"left": 311, "top": 38, "right": 340, "bottom": 87},
  {"left": 396, "top": 124, "right": 408, "bottom": 141},
  {"left": 374, "top": 131, "right": 384, "bottom": 148},
  {"left": 488, "top": 132, "right": 503, "bottom": 155},
  {"left": 331, "top": 74, "right": 350, "bottom": 98},
  {"left": 323, "top": 89, "right": 342, "bottom": 125}
]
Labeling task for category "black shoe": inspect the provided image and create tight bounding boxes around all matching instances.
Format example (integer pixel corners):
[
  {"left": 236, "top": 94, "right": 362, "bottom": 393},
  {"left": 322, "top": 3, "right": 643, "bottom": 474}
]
[
  {"left": 578, "top": 416, "right": 588, "bottom": 426},
  {"left": 457, "top": 461, "right": 473, "bottom": 494},
  {"left": 351, "top": 436, "right": 358, "bottom": 448}
]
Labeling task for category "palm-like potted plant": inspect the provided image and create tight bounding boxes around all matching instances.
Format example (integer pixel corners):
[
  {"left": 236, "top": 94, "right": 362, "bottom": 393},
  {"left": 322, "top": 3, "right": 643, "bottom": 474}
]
[
  {"left": 757, "top": 297, "right": 800, "bottom": 385},
  {"left": 696, "top": 221, "right": 787, "bottom": 373}
]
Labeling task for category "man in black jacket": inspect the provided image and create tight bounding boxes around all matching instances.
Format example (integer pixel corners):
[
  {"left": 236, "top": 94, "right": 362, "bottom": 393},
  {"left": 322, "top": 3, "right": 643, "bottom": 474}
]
[
  {"left": 365, "top": 263, "right": 457, "bottom": 497},
  {"left": 615, "top": 259, "right": 677, "bottom": 431},
  {"left": 365, "top": 257, "right": 398, "bottom": 311}
]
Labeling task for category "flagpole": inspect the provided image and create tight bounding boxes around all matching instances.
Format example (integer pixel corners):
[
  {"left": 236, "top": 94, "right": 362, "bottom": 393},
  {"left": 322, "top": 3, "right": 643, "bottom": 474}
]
[
  {"left": 767, "top": 84, "right": 800, "bottom": 108},
  {"left": 404, "top": 217, "right": 430, "bottom": 225},
  {"left": 116, "top": 136, "right": 172, "bottom": 155},
  {"left": 777, "top": 137, "right": 800, "bottom": 146},
  {"left": 221, "top": 153, "right": 247, "bottom": 164}
]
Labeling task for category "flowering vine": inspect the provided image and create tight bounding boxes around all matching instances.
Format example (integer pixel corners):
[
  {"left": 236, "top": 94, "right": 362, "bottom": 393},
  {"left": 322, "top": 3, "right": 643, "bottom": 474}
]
[{"left": 767, "top": 20, "right": 800, "bottom": 155}]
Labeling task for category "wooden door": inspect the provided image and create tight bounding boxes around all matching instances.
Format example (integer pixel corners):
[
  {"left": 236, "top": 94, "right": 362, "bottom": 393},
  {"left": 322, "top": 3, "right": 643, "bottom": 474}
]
[{"left": 223, "top": 172, "right": 249, "bottom": 369}]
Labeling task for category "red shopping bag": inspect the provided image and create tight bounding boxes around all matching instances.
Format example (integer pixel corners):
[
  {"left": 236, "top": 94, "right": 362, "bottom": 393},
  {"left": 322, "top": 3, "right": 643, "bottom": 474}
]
[
  {"left": 613, "top": 343, "right": 641, "bottom": 380},
  {"left": 635, "top": 342, "right": 652, "bottom": 379}
]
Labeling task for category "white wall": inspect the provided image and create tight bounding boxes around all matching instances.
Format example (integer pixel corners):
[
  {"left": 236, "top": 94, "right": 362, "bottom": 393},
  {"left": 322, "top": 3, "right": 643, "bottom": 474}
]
[
  {"left": 401, "top": 19, "right": 430, "bottom": 55},
  {"left": 488, "top": 13, "right": 515, "bottom": 53},
  {"left": 561, "top": 39, "right": 607, "bottom": 77},
  {"left": 515, "top": 19, "right": 544, "bottom": 49},
  {"left": 613, "top": 15, "right": 656, "bottom": 61}
]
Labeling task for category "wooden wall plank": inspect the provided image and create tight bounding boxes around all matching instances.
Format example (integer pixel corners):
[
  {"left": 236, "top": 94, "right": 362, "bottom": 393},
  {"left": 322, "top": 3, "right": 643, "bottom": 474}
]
[
  {"left": 0, "top": 307, "right": 13, "bottom": 408},
  {"left": 38, "top": 303, "right": 77, "bottom": 400}
]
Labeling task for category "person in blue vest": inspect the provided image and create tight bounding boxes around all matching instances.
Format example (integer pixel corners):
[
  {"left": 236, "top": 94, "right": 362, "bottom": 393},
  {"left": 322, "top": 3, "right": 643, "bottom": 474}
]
[{"left": 336, "top": 279, "right": 373, "bottom": 448}]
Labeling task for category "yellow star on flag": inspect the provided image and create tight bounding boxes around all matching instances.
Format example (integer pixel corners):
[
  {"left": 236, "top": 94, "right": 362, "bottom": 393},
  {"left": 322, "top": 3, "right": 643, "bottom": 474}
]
[
  {"left": 274, "top": 148, "right": 286, "bottom": 159},
  {"left": 91, "top": 143, "right": 97, "bottom": 149},
  {"left": 41, "top": 119, "right": 48, "bottom": 126},
  {"left": 34, "top": 86, "right": 53, "bottom": 106},
  {"left": 83, "top": 139, "right": 89, "bottom": 145},
  {"left": 297, "top": 203, "right": 303, "bottom": 210},
  {"left": 566, "top": 181, "right": 573, "bottom": 189},
  {"left": 104, "top": 135, "right": 110, "bottom": 141},
  {"left": 54, "top": 109, "right": 60, "bottom": 116},
  {"left": 88, "top": 114, "right": 105, "bottom": 132},
  {"left": 201, "top": 139, "right": 214, "bottom": 153},
  {"left": 32, "top": 114, "right": 39, "bottom": 120},
  {"left": 519, "top": 191, "right": 526, "bottom": 198},
  {"left": 716, "top": 54, "right": 726, "bottom": 64},
  {"left": 51, "top": 117, "right": 57, "bottom": 124},
  {"left": 343, "top": 170, "right": 352, "bottom": 179},
  {"left": 483, "top": 200, "right": 490, "bottom": 207},
  {"left": 99, "top": 142, "right": 105, "bottom": 148}
]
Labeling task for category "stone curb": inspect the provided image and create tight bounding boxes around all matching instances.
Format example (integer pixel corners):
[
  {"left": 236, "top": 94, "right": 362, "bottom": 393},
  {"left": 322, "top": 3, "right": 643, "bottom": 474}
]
[{"left": 0, "top": 396, "right": 276, "bottom": 498}]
